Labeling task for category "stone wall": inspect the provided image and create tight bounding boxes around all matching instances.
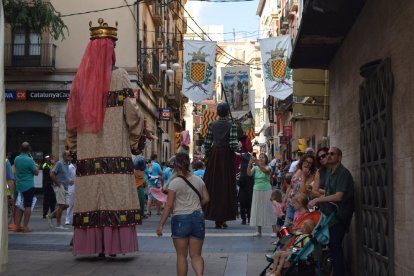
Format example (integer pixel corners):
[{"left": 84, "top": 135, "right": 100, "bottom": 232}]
[{"left": 329, "top": 0, "right": 414, "bottom": 274}]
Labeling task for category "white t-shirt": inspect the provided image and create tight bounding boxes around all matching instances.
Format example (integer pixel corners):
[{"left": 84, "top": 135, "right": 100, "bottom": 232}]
[
  {"left": 168, "top": 175, "right": 205, "bottom": 215},
  {"left": 289, "top": 160, "right": 300, "bottom": 173}
]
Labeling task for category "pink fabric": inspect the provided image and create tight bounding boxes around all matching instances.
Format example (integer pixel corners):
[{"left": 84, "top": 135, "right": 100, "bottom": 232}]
[
  {"left": 72, "top": 226, "right": 138, "bottom": 255},
  {"left": 150, "top": 187, "right": 168, "bottom": 203},
  {"left": 180, "top": 130, "right": 191, "bottom": 146},
  {"left": 66, "top": 38, "right": 115, "bottom": 133},
  {"left": 272, "top": 201, "right": 284, "bottom": 219},
  {"left": 293, "top": 209, "right": 308, "bottom": 223}
]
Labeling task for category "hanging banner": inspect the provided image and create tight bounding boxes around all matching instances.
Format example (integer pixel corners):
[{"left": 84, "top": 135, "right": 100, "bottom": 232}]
[
  {"left": 259, "top": 35, "right": 293, "bottom": 100},
  {"left": 183, "top": 40, "right": 216, "bottom": 103},
  {"left": 221, "top": 66, "right": 250, "bottom": 113},
  {"left": 200, "top": 109, "right": 218, "bottom": 138},
  {"left": 284, "top": 125, "right": 292, "bottom": 137},
  {"left": 238, "top": 111, "right": 255, "bottom": 140}
]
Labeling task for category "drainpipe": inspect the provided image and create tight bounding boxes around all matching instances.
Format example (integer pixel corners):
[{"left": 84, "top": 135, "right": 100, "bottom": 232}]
[
  {"left": 322, "top": 70, "right": 329, "bottom": 143},
  {"left": 137, "top": 1, "right": 141, "bottom": 79}
]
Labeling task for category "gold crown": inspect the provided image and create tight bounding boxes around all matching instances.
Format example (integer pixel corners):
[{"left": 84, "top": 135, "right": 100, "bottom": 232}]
[
  {"left": 266, "top": 48, "right": 285, "bottom": 58},
  {"left": 189, "top": 46, "right": 210, "bottom": 62},
  {"left": 89, "top": 18, "right": 118, "bottom": 41}
]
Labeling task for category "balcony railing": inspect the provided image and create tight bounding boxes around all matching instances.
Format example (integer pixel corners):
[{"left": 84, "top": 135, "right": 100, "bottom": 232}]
[
  {"left": 142, "top": 53, "right": 160, "bottom": 85},
  {"left": 4, "top": 43, "right": 56, "bottom": 70}
]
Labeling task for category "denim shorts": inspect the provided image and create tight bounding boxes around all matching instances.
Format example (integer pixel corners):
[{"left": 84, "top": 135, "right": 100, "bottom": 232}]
[{"left": 171, "top": 211, "right": 205, "bottom": 240}]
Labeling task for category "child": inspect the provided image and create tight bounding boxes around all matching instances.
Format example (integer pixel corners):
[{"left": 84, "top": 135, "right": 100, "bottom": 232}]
[
  {"left": 193, "top": 160, "right": 205, "bottom": 179},
  {"left": 247, "top": 153, "right": 275, "bottom": 236},
  {"left": 271, "top": 189, "right": 285, "bottom": 237},
  {"left": 283, "top": 193, "right": 310, "bottom": 232},
  {"left": 268, "top": 219, "right": 316, "bottom": 276}
]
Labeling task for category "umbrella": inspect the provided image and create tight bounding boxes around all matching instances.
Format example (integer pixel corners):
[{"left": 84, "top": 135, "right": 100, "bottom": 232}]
[{"left": 150, "top": 187, "right": 168, "bottom": 203}]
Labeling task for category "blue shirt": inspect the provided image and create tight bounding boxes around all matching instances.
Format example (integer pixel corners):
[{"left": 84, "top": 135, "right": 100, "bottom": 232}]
[
  {"left": 163, "top": 167, "right": 173, "bottom": 184},
  {"left": 14, "top": 153, "right": 37, "bottom": 192},
  {"left": 149, "top": 161, "right": 162, "bottom": 186},
  {"left": 6, "top": 159, "right": 14, "bottom": 181},
  {"left": 51, "top": 160, "right": 71, "bottom": 190},
  {"left": 193, "top": 169, "right": 205, "bottom": 179}
]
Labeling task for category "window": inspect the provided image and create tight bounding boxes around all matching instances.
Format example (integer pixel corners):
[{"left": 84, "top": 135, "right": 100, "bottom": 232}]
[
  {"left": 13, "top": 28, "right": 40, "bottom": 56},
  {"left": 12, "top": 28, "right": 41, "bottom": 66}
]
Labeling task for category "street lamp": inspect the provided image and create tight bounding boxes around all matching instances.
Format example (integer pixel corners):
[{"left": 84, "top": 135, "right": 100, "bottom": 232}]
[{"left": 160, "top": 61, "right": 180, "bottom": 94}]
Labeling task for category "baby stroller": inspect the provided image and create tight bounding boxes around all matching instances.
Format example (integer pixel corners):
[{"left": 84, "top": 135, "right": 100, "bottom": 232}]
[{"left": 260, "top": 210, "right": 334, "bottom": 276}]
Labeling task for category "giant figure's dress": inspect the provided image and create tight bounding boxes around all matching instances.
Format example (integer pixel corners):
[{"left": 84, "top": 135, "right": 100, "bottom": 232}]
[{"left": 66, "top": 68, "right": 144, "bottom": 255}]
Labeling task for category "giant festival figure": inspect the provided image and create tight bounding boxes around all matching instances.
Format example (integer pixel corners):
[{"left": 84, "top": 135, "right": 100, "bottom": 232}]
[
  {"left": 203, "top": 103, "right": 240, "bottom": 228},
  {"left": 65, "top": 19, "right": 146, "bottom": 256}
]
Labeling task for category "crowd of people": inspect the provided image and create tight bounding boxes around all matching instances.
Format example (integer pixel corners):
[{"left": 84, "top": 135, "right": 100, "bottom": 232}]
[
  {"left": 4, "top": 132, "right": 354, "bottom": 276},
  {"left": 4, "top": 19, "right": 354, "bottom": 276}
]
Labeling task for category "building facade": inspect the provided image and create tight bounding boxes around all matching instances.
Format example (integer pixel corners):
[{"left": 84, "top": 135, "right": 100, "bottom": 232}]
[
  {"left": 4, "top": 0, "right": 186, "bottom": 165},
  {"left": 291, "top": 0, "right": 414, "bottom": 274}
]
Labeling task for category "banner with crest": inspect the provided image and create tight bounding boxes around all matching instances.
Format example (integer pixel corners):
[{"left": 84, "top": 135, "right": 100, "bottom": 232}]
[
  {"left": 183, "top": 40, "right": 216, "bottom": 103},
  {"left": 221, "top": 66, "right": 250, "bottom": 113},
  {"left": 259, "top": 35, "right": 293, "bottom": 100}
]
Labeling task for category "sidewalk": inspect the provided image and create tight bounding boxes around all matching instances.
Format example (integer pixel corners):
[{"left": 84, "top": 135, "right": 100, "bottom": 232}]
[{"left": 3, "top": 250, "right": 268, "bottom": 276}]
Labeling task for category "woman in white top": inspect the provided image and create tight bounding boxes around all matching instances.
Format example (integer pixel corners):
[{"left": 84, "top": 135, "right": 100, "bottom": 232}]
[{"left": 157, "top": 152, "right": 210, "bottom": 276}]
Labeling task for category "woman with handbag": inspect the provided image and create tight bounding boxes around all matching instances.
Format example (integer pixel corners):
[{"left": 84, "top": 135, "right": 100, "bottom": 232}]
[{"left": 156, "top": 152, "right": 210, "bottom": 276}]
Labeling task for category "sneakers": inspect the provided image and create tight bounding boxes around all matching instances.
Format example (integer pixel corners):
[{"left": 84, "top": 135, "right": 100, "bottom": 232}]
[
  {"left": 253, "top": 232, "right": 262, "bottom": 237},
  {"left": 271, "top": 232, "right": 278, "bottom": 238},
  {"left": 56, "top": 225, "right": 68, "bottom": 230}
]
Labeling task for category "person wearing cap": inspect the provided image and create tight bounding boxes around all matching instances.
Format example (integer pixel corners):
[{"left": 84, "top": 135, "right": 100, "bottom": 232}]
[
  {"left": 42, "top": 155, "right": 56, "bottom": 219},
  {"left": 203, "top": 102, "right": 240, "bottom": 229},
  {"left": 65, "top": 19, "right": 146, "bottom": 256},
  {"left": 13, "top": 142, "right": 39, "bottom": 233}
]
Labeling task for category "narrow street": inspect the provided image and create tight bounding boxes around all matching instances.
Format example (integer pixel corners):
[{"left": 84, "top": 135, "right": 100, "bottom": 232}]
[{"left": 5, "top": 196, "right": 274, "bottom": 276}]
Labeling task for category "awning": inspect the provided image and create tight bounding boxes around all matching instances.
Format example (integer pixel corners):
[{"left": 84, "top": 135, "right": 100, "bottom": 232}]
[{"left": 290, "top": 0, "right": 366, "bottom": 69}]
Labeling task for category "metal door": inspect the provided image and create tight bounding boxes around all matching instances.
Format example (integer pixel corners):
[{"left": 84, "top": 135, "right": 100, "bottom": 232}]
[{"left": 359, "top": 58, "right": 394, "bottom": 276}]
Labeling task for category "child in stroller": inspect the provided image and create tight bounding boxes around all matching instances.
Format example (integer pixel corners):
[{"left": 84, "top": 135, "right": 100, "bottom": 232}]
[{"left": 267, "top": 219, "right": 316, "bottom": 276}]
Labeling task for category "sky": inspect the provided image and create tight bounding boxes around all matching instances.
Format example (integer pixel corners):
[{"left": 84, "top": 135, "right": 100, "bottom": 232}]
[{"left": 185, "top": 0, "right": 262, "bottom": 42}]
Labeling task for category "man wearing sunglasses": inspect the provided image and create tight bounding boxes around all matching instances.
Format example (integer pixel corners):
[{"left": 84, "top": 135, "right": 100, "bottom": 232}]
[{"left": 309, "top": 147, "right": 354, "bottom": 276}]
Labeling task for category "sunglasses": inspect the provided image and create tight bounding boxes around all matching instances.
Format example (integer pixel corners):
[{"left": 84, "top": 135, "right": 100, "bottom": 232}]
[{"left": 318, "top": 153, "right": 327, "bottom": 160}]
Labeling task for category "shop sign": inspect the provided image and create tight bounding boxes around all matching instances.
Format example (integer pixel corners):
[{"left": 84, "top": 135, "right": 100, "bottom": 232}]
[
  {"left": 279, "top": 136, "right": 290, "bottom": 145},
  {"left": 159, "top": 108, "right": 171, "bottom": 121},
  {"left": 267, "top": 96, "right": 275, "bottom": 123},
  {"left": 5, "top": 89, "right": 70, "bottom": 101},
  {"left": 284, "top": 125, "right": 292, "bottom": 137}
]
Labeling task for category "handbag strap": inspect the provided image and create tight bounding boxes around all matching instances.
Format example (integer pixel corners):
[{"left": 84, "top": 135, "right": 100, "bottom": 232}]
[{"left": 177, "top": 175, "right": 202, "bottom": 202}]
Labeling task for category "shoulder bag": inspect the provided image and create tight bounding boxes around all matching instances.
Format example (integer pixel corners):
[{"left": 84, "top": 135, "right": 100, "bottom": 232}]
[{"left": 177, "top": 175, "right": 202, "bottom": 202}]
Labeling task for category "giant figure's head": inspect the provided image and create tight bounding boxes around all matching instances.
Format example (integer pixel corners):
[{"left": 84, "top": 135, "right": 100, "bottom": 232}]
[{"left": 217, "top": 102, "right": 230, "bottom": 118}]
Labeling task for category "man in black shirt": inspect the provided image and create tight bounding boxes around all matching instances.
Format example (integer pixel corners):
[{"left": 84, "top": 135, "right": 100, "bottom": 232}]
[
  {"left": 42, "top": 155, "right": 56, "bottom": 218},
  {"left": 309, "top": 147, "right": 354, "bottom": 276}
]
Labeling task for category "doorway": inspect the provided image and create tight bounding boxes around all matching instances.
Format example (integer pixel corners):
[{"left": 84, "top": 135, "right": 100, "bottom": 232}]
[{"left": 359, "top": 58, "right": 394, "bottom": 276}]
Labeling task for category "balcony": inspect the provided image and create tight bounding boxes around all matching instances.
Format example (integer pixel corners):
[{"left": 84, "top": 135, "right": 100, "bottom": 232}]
[
  {"left": 167, "top": 83, "right": 182, "bottom": 108},
  {"left": 4, "top": 43, "right": 56, "bottom": 72},
  {"left": 151, "top": 1, "right": 162, "bottom": 26},
  {"left": 142, "top": 54, "right": 160, "bottom": 86}
]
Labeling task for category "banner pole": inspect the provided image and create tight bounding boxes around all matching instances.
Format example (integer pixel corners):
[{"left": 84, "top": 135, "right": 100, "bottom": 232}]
[{"left": 220, "top": 82, "right": 235, "bottom": 123}]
